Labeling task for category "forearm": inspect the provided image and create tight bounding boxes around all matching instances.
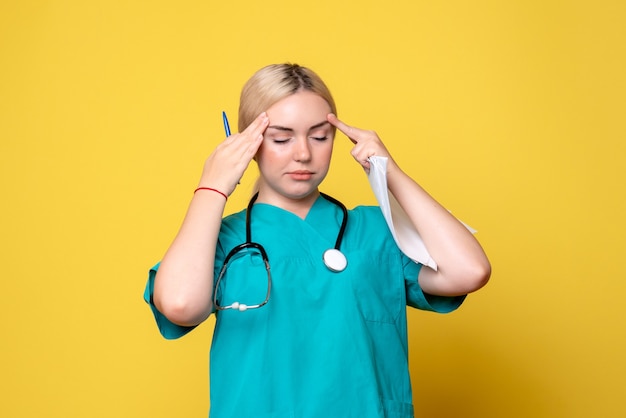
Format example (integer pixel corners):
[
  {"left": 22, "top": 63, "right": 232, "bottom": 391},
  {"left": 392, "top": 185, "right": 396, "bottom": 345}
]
[
  {"left": 386, "top": 163, "right": 491, "bottom": 295},
  {"left": 153, "top": 191, "right": 226, "bottom": 326},
  {"left": 326, "top": 113, "right": 490, "bottom": 295},
  {"left": 151, "top": 113, "right": 269, "bottom": 325}
]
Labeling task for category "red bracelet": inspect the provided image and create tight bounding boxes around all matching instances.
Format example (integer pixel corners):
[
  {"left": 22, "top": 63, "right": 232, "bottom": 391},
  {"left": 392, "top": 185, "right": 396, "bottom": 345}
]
[{"left": 194, "top": 187, "right": 228, "bottom": 200}]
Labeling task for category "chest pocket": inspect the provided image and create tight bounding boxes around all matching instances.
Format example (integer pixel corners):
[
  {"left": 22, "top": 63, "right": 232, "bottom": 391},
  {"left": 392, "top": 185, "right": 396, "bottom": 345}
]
[{"left": 348, "top": 251, "right": 405, "bottom": 323}]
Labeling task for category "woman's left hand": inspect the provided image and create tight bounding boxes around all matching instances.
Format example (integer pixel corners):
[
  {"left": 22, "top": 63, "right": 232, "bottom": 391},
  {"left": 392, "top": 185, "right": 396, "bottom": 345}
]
[{"left": 327, "top": 113, "right": 393, "bottom": 174}]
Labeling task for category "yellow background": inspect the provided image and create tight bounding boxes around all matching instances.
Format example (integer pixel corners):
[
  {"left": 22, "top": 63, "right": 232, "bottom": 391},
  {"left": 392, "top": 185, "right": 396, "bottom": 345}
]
[{"left": 1, "top": 1, "right": 624, "bottom": 417}]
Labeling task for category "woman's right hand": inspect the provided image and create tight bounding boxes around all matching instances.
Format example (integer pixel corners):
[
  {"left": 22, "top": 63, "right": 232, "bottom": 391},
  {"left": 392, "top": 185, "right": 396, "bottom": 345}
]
[{"left": 198, "top": 112, "right": 269, "bottom": 196}]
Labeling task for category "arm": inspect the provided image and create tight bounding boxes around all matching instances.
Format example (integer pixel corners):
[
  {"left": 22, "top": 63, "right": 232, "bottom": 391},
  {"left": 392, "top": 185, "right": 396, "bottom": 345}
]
[
  {"left": 328, "top": 114, "right": 491, "bottom": 296},
  {"left": 153, "top": 113, "right": 269, "bottom": 326}
]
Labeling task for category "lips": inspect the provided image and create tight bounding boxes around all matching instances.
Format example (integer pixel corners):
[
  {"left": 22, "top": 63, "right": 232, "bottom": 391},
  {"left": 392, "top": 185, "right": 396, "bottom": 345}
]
[{"left": 288, "top": 170, "right": 314, "bottom": 180}]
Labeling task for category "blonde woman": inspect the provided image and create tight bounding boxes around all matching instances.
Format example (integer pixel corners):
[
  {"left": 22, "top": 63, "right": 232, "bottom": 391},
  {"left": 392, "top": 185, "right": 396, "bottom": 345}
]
[{"left": 145, "top": 63, "right": 490, "bottom": 418}]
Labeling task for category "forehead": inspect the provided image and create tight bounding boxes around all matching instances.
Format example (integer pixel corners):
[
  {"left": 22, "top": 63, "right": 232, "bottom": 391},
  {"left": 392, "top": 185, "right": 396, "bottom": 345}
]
[{"left": 266, "top": 91, "right": 331, "bottom": 128}]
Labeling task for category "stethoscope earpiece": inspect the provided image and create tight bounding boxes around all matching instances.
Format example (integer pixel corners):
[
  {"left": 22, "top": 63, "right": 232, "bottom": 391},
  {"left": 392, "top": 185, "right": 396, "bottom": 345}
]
[{"left": 231, "top": 302, "right": 249, "bottom": 312}]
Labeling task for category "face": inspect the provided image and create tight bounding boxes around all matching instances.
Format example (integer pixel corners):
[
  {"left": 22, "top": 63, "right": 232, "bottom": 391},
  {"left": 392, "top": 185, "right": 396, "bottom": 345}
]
[{"left": 256, "top": 90, "right": 335, "bottom": 203}]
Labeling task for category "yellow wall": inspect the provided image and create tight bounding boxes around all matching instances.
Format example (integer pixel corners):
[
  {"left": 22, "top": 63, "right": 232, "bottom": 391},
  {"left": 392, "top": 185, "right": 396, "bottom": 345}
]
[{"left": 1, "top": 1, "right": 624, "bottom": 417}]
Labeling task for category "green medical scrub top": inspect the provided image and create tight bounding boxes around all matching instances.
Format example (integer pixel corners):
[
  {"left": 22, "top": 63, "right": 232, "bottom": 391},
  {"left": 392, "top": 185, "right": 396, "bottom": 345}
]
[{"left": 144, "top": 195, "right": 465, "bottom": 418}]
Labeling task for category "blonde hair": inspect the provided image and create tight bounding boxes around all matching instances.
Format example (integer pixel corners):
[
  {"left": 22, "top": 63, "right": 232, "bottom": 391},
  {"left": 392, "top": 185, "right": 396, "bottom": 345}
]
[{"left": 238, "top": 63, "right": 337, "bottom": 132}]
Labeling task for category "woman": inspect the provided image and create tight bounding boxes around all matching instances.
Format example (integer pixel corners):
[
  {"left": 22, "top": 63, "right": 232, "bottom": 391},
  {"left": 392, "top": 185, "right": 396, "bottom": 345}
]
[{"left": 144, "top": 63, "right": 490, "bottom": 417}]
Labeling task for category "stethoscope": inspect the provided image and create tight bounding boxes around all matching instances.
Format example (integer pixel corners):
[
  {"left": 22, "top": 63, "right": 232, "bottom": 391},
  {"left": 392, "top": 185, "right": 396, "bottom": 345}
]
[{"left": 213, "top": 192, "right": 349, "bottom": 312}]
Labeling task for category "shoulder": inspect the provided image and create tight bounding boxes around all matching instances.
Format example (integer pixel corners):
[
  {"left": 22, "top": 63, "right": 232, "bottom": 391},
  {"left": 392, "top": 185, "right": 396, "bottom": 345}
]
[
  {"left": 222, "top": 208, "right": 246, "bottom": 224},
  {"left": 219, "top": 208, "right": 246, "bottom": 240}
]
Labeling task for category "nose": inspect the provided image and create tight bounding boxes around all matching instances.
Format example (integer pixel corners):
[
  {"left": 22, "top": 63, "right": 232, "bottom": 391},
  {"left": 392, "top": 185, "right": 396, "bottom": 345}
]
[{"left": 294, "top": 138, "right": 312, "bottom": 162}]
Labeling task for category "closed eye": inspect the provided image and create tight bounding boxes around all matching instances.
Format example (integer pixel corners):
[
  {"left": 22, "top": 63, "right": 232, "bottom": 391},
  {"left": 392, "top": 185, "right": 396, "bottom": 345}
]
[
  {"left": 311, "top": 136, "right": 328, "bottom": 141},
  {"left": 266, "top": 136, "right": 291, "bottom": 143}
]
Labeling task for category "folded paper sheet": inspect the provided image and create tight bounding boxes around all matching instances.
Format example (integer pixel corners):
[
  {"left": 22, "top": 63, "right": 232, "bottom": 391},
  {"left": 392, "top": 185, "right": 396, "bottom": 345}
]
[{"left": 367, "top": 156, "right": 476, "bottom": 271}]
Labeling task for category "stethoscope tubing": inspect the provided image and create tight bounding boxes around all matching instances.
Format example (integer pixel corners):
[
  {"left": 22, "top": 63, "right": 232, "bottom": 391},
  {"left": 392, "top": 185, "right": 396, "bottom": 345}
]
[
  {"left": 214, "top": 192, "right": 348, "bottom": 311},
  {"left": 318, "top": 192, "right": 348, "bottom": 251},
  {"left": 246, "top": 192, "right": 347, "bottom": 252}
]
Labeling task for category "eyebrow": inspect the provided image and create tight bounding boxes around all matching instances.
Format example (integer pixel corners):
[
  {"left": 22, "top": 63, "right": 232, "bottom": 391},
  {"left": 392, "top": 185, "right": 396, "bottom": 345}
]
[{"left": 267, "top": 120, "right": 330, "bottom": 132}]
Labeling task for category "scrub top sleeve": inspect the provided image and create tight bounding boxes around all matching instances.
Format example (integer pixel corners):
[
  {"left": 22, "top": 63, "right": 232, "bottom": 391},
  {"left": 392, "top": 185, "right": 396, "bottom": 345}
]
[
  {"left": 143, "top": 262, "right": 197, "bottom": 340},
  {"left": 403, "top": 257, "right": 466, "bottom": 313}
]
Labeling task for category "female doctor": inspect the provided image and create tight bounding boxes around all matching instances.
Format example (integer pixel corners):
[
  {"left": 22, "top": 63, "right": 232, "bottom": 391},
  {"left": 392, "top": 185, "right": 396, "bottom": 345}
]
[{"left": 144, "top": 63, "right": 491, "bottom": 418}]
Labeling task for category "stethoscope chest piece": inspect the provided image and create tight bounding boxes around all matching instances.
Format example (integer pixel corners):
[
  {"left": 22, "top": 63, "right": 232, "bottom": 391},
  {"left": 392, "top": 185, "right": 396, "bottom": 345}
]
[{"left": 323, "top": 248, "right": 347, "bottom": 272}]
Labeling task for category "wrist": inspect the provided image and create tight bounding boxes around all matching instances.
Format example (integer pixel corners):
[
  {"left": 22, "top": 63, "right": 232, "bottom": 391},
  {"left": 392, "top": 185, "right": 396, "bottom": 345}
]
[{"left": 194, "top": 187, "right": 228, "bottom": 200}]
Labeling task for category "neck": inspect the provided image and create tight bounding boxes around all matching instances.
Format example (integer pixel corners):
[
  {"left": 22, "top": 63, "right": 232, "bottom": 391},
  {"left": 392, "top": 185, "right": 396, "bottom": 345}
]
[{"left": 255, "top": 188, "right": 320, "bottom": 219}]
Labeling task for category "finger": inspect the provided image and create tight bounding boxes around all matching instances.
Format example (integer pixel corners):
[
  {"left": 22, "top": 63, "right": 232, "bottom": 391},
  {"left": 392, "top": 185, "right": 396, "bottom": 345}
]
[
  {"left": 242, "top": 127, "right": 265, "bottom": 157},
  {"left": 327, "top": 113, "right": 358, "bottom": 144},
  {"left": 217, "top": 115, "right": 265, "bottom": 157},
  {"left": 351, "top": 147, "right": 372, "bottom": 167},
  {"left": 249, "top": 112, "right": 270, "bottom": 135},
  {"left": 239, "top": 112, "right": 270, "bottom": 138},
  {"left": 240, "top": 114, "right": 268, "bottom": 152},
  {"left": 348, "top": 147, "right": 371, "bottom": 174}
]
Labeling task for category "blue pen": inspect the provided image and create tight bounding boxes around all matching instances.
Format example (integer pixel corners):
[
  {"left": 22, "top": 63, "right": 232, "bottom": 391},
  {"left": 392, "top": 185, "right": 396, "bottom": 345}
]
[
  {"left": 222, "top": 111, "right": 231, "bottom": 136},
  {"left": 223, "top": 111, "right": 240, "bottom": 184}
]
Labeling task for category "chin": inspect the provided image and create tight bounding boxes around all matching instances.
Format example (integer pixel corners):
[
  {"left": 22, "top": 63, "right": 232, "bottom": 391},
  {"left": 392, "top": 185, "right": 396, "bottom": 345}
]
[
  {"left": 285, "top": 189, "right": 318, "bottom": 200},
  {"left": 279, "top": 184, "right": 321, "bottom": 200},
  {"left": 259, "top": 177, "right": 325, "bottom": 202}
]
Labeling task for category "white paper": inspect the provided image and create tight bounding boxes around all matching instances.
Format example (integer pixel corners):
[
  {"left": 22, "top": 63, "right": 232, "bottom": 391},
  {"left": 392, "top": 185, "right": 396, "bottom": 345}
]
[{"left": 367, "top": 156, "right": 476, "bottom": 271}]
